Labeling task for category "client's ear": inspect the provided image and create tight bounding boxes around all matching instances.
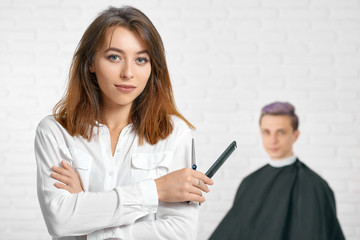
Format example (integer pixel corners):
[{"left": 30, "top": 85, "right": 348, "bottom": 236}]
[{"left": 293, "top": 130, "right": 300, "bottom": 142}]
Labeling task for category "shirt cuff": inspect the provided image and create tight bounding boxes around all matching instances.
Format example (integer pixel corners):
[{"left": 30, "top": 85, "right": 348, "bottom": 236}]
[
  {"left": 115, "top": 179, "right": 158, "bottom": 214},
  {"left": 139, "top": 179, "right": 159, "bottom": 212}
]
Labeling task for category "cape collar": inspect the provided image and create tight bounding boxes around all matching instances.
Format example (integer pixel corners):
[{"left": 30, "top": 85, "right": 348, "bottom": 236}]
[{"left": 268, "top": 155, "right": 297, "bottom": 168}]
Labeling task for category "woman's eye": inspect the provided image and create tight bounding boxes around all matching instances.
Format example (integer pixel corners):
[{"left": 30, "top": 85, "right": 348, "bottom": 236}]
[
  {"left": 136, "top": 57, "right": 149, "bottom": 64},
  {"left": 107, "top": 55, "right": 121, "bottom": 61}
]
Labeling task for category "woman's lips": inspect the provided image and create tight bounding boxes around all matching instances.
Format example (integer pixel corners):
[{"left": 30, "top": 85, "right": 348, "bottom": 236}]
[{"left": 115, "top": 84, "right": 136, "bottom": 93}]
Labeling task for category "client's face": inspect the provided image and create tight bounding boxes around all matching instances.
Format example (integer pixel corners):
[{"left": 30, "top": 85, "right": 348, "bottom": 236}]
[{"left": 260, "top": 115, "right": 299, "bottom": 160}]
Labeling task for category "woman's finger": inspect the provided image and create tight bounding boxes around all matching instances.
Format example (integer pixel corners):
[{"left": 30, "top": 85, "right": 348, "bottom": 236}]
[
  {"left": 52, "top": 165, "right": 72, "bottom": 177},
  {"left": 198, "top": 179, "right": 210, "bottom": 192},
  {"left": 191, "top": 177, "right": 210, "bottom": 193},
  {"left": 189, "top": 185, "right": 202, "bottom": 196},
  {"left": 187, "top": 192, "right": 206, "bottom": 203},
  {"left": 192, "top": 178, "right": 204, "bottom": 188},
  {"left": 54, "top": 182, "right": 69, "bottom": 191},
  {"left": 191, "top": 171, "right": 214, "bottom": 193},
  {"left": 61, "top": 160, "right": 74, "bottom": 172},
  {"left": 51, "top": 172, "right": 70, "bottom": 185},
  {"left": 192, "top": 170, "right": 213, "bottom": 185}
]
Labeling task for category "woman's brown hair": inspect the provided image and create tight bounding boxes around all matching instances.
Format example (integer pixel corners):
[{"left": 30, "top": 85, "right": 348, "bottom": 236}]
[{"left": 53, "top": 6, "right": 194, "bottom": 144}]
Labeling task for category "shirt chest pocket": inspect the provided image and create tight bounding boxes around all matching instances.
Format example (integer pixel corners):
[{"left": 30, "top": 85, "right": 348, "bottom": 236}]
[
  {"left": 66, "top": 147, "right": 93, "bottom": 191},
  {"left": 131, "top": 152, "right": 173, "bottom": 183}
]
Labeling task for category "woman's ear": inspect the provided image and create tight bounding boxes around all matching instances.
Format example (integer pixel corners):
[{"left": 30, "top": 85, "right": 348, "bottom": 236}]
[{"left": 89, "top": 63, "right": 95, "bottom": 73}]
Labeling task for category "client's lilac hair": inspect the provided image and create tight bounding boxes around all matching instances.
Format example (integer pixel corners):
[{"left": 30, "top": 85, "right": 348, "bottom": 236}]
[{"left": 259, "top": 101, "right": 299, "bottom": 131}]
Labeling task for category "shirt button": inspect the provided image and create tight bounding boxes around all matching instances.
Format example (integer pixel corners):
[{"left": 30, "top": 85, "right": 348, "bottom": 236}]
[{"left": 109, "top": 171, "right": 114, "bottom": 176}]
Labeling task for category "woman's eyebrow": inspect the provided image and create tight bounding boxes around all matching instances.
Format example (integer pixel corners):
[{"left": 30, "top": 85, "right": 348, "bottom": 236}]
[
  {"left": 104, "top": 47, "right": 124, "bottom": 53},
  {"left": 104, "top": 47, "right": 149, "bottom": 55}
]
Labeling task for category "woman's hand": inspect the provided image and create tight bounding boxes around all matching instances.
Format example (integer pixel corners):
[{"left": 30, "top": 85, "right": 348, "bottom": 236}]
[
  {"left": 154, "top": 168, "right": 214, "bottom": 203},
  {"left": 51, "top": 160, "right": 84, "bottom": 193}
]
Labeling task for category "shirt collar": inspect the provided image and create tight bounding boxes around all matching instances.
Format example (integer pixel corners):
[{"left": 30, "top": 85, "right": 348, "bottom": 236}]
[
  {"left": 94, "top": 121, "right": 133, "bottom": 135},
  {"left": 268, "top": 155, "right": 297, "bottom": 168}
]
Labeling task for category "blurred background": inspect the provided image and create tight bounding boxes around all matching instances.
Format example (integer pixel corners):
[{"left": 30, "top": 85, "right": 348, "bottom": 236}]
[{"left": 0, "top": 0, "right": 359, "bottom": 239}]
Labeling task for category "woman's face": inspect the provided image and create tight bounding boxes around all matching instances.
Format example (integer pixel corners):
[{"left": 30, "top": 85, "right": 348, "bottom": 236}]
[{"left": 90, "top": 26, "right": 151, "bottom": 111}]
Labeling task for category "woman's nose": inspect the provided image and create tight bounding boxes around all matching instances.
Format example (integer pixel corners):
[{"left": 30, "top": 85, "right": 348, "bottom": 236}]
[{"left": 120, "top": 61, "right": 134, "bottom": 80}]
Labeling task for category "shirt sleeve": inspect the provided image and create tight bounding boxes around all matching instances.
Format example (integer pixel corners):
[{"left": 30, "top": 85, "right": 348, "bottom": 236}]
[
  {"left": 87, "top": 202, "right": 199, "bottom": 240},
  {"left": 87, "top": 124, "right": 199, "bottom": 240},
  {"left": 35, "top": 126, "right": 159, "bottom": 238}
]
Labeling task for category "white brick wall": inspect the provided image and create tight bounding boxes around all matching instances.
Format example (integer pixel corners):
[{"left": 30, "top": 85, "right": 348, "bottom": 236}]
[{"left": 1, "top": 0, "right": 359, "bottom": 239}]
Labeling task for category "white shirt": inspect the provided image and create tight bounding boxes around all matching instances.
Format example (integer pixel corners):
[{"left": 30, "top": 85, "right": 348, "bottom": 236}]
[
  {"left": 268, "top": 155, "right": 297, "bottom": 168},
  {"left": 34, "top": 115, "right": 198, "bottom": 240}
]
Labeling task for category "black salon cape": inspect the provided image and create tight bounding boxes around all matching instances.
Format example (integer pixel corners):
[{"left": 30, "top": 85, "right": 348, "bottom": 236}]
[{"left": 209, "top": 159, "right": 345, "bottom": 240}]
